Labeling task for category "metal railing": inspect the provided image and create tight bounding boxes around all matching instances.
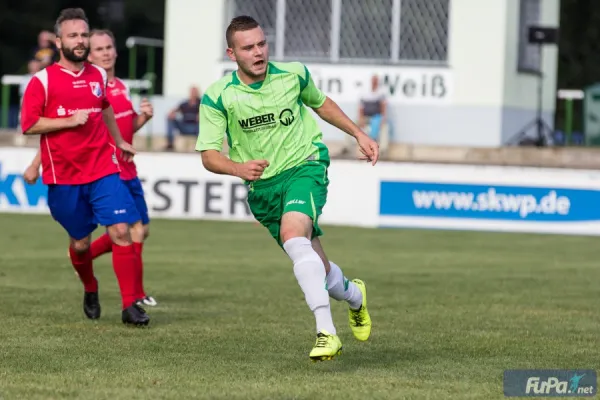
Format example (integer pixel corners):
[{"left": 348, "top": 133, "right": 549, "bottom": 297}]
[{"left": 0, "top": 75, "right": 153, "bottom": 148}]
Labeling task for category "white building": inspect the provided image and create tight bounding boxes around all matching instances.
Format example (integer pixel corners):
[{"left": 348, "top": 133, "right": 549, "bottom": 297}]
[{"left": 163, "top": 0, "right": 560, "bottom": 147}]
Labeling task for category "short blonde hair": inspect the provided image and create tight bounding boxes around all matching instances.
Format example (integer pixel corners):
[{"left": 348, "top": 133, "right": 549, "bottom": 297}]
[{"left": 90, "top": 29, "right": 116, "bottom": 46}]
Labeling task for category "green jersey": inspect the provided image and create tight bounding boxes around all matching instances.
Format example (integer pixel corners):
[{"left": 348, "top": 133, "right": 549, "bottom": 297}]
[{"left": 196, "top": 61, "right": 330, "bottom": 181}]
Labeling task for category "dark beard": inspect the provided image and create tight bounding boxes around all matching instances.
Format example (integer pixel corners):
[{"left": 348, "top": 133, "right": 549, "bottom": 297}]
[{"left": 62, "top": 46, "right": 90, "bottom": 62}]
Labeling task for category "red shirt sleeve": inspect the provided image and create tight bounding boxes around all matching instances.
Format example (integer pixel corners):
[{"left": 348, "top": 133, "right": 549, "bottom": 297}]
[{"left": 20, "top": 77, "right": 45, "bottom": 133}]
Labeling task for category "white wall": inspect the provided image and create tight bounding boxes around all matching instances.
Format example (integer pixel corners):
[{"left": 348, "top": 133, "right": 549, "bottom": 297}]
[
  {"left": 442, "top": 0, "right": 511, "bottom": 146},
  {"left": 163, "top": 0, "right": 226, "bottom": 98},
  {"left": 449, "top": 0, "right": 508, "bottom": 107}
]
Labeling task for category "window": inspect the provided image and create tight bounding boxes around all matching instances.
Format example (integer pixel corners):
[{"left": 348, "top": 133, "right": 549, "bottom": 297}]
[
  {"left": 340, "top": 0, "right": 393, "bottom": 61},
  {"left": 398, "top": 0, "right": 449, "bottom": 62},
  {"left": 226, "top": 0, "right": 277, "bottom": 50},
  {"left": 284, "top": 0, "right": 331, "bottom": 60},
  {"left": 224, "top": 0, "right": 451, "bottom": 65}
]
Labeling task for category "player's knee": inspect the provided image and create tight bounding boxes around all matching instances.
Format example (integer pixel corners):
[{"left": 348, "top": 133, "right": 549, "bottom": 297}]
[
  {"left": 143, "top": 224, "right": 150, "bottom": 240},
  {"left": 70, "top": 237, "right": 91, "bottom": 253},
  {"left": 108, "top": 223, "right": 131, "bottom": 244},
  {"left": 280, "top": 211, "right": 312, "bottom": 243},
  {"left": 311, "top": 238, "right": 331, "bottom": 273},
  {"left": 129, "top": 222, "right": 145, "bottom": 243}
]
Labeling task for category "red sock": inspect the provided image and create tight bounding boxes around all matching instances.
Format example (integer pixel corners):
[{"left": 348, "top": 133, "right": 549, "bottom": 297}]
[
  {"left": 69, "top": 247, "right": 98, "bottom": 292},
  {"left": 90, "top": 233, "right": 113, "bottom": 259},
  {"left": 112, "top": 243, "right": 138, "bottom": 309},
  {"left": 133, "top": 242, "right": 146, "bottom": 299}
]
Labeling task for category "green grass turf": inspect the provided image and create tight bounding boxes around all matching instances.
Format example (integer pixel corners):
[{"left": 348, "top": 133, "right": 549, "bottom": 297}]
[{"left": 0, "top": 213, "right": 599, "bottom": 399}]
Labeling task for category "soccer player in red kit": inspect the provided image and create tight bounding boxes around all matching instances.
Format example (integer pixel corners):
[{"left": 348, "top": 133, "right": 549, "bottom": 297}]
[
  {"left": 24, "top": 29, "right": 158, "bottom": 308},
  {"left": 20, "top": 8, "right": 151, "bottom": 326},
  {"left": 86, "top": 29, "right": 157, "bottom": 307}
]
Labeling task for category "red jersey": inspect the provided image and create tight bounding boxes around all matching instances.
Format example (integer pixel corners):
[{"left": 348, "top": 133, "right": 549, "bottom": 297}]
[
  {"left": 20, "top": 62, "right": 120, "bottom": 185},
  {"left": 107, "top": 78, "right": 138, "bottom": 180}
]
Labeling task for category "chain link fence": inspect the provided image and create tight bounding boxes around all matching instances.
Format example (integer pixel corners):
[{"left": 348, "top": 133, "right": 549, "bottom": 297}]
[
  {"left": 340, "top": 0, "right": 393, "bottom": 61},
  {"left": 284, "top": 0, "right": 332, "bottom": 59},
  {"left": 225, "top": 0, "right": 450, "bottom": 65},
  {"left": 399, "top": 0, "right": 449, "bottom": 62},
  {"left": 225, "top": 0, "right": 278, "bottom": 50}
]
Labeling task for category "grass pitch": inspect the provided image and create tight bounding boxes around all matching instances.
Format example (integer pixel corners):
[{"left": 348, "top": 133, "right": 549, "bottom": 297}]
[{"left": 0, "top": 213, "right": 599, "bottom": 399}]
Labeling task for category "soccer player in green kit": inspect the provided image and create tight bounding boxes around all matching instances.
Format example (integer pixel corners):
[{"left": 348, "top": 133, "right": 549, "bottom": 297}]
[{"left": 196, "top": 15, "right": 379, "bottom": 362}]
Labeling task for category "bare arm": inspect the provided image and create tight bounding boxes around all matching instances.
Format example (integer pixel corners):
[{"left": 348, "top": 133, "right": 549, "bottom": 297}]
[
  {"left": 201, "top": 150, "right": 268, "bottom": 181},
  {"left": 168, "top": 105, "right": 181, "bottom": 120},
  {"left": 301, "top": 65, "right": 378, "bottom": 164},
  {"left": 132, "top": 113, "right": 150, "bottom": 133},
  {"left": 200, "top": 150, "right": 241, "bottom": 177},
  {"left": 21, "top": 75, "right": 80, "bottom": 135},
  {"left": 314, "top": 97, "right": 366, "bottom": 139},
  {"left": 314, "top": 97, "right": 379, "bottom": 164},
  {"left": 23, "top": 116, "right": 77, "bottom": 135},
  {"left": 23, "top": 148, "right": 42, "bottom": 184},
  {"left": 29, "top": 149, "right": 42, "bottom": 170},
  {"left": 132, "top": 98, "right": 153, "bottom": 133},
  {"left": 102, "top": 106, "right": 125, "bottom": 145}
]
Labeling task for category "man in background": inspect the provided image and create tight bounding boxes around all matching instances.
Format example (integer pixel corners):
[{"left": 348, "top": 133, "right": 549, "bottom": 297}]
[
  {"left": 358, "top": 75, "right": 389, "bottom": 144},
  {"left": 32, "top": 30, "right": 58, "bottom": 68},
  {"left": 340, "top": 74, "right": 392, "bottom": 158},
  {"left": 165, "top": 86, "right": 201, "bottom": 150},
  {"left": 84, "top": 28, "right": 157, "bottom": 307}
]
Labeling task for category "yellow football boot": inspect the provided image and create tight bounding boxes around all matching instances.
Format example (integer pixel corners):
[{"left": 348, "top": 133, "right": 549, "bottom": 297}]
[
  {"left": 309, "top": 330, "right": 343, "bottom": 362},
  {"left": 348, "top": 279, "right": 372, "bottom": 341}
]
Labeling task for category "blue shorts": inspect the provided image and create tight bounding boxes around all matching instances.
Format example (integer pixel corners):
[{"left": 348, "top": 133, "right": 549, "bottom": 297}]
[
  {"left": 47, "top": 173, "right": 142, "bottom": 240},
  {"left": 122, "top": 177, "right": 150, "bottom": 225}
]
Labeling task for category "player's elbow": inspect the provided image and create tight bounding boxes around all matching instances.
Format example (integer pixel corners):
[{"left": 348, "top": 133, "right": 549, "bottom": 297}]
[
  {"left": 313, "top": 97, "right": 333, "bottom": 115},
  {"left": 22, "top": 118, "right": 39, "bottom": 135},
  {"left": 23, "top": 126, "right": 39, "bottom": 135},
  {"left": 200, "top": 150, "right": 215, "bottom": 170},
  {"left": 200, "top": 149, "right": 224, "bottom": 174}
]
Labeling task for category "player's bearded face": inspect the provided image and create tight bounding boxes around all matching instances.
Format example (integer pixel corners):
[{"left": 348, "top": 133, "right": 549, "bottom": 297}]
[
  {"left": 57, "top": 20, "right": 91, "bottom": 63},
  {"left": 62, "top": 41, "right": 90, "bottom": 62}
]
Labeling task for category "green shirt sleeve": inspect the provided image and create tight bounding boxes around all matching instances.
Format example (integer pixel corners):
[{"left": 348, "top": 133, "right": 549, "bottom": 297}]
[
  {"left": 195, "top": 94, "right": 226, "bottom": 152},
  {"left": 300, "top": 65, "right": 326, "bottom": 109}
]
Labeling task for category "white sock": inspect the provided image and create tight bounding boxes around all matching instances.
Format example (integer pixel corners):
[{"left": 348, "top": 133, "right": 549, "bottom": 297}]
[
  {"left": 326, "top": 261, "right": 363, "bottom": 310},
  {"left": 283, "top": 237, "right": 336, "bottom": 335}
]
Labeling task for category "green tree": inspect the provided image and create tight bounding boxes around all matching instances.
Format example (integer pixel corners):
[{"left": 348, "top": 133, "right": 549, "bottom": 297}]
[{"left": 0, "top": 0, "right": 165, "bottom": 102}]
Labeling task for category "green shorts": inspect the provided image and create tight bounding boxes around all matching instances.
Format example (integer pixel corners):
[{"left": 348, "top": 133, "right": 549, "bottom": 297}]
[{"left": 247, "top": 161, "right": 329, "bottom": 246}]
